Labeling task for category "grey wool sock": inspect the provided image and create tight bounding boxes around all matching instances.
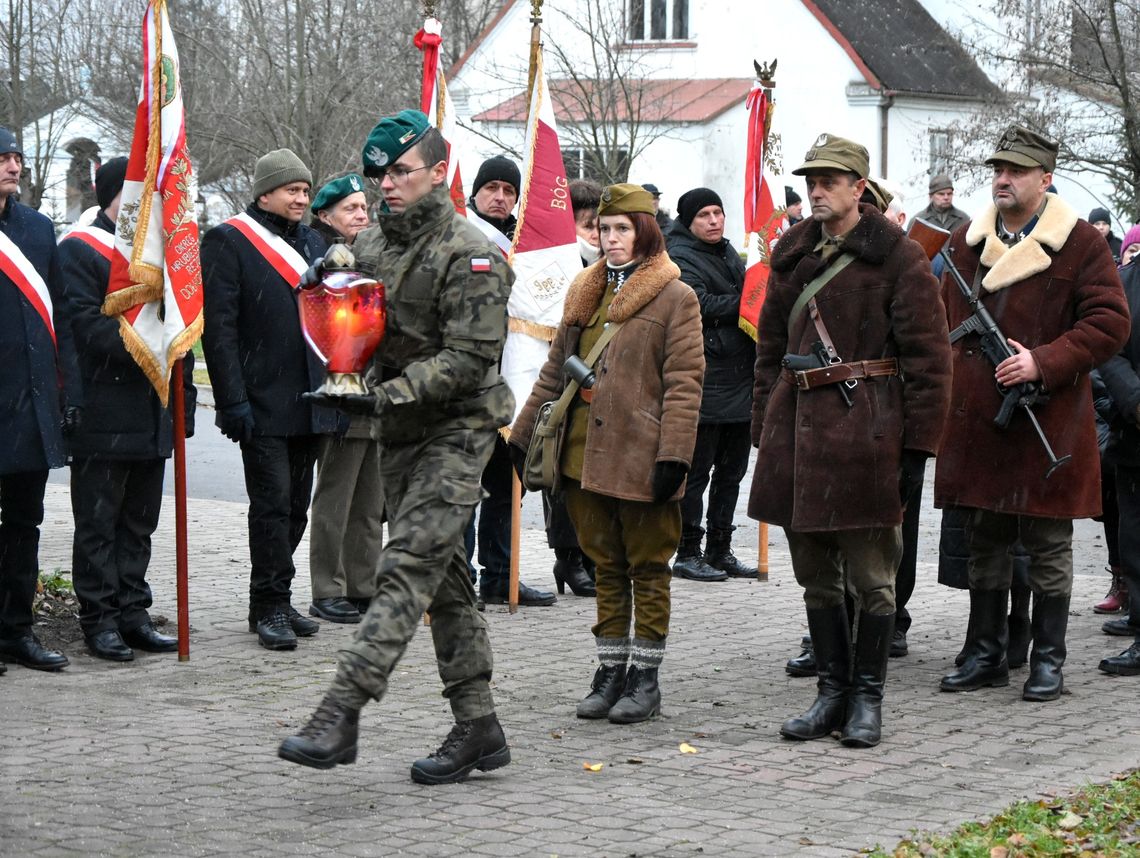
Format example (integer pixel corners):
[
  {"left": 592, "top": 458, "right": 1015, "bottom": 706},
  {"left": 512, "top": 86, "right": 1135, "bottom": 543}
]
[
  {"left": 596, "top": 636, "right": 630, "bottom": 667},
  {"left": 630, "top": 637, "right": 665, "bottom": 669}
]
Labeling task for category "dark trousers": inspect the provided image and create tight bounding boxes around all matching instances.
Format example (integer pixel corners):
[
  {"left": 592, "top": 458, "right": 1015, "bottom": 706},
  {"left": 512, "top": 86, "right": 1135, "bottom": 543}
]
[
  {"left": 1116, "top": 466, "right": 1140, "bottom": 633},
  {"left": 0, "top": 470, "right": 48, "bottom": 638},
  {"left": 467, "top": 436, "right": 512, "bottom": 583},
  {"left": 543, "top": 490, "right": 580, "bottom": 551},
  {"left": 894, "top": 472, "right": 923, "bottom": 634},
  {"left": 680, "top": 422, "right": 751, "bottom": 542},
  {"left": 240, "top": 435, "right": 318, "bottom": 608},
  {"left": 1102, "top": 465, "right": 1121, "bottom": 568}
]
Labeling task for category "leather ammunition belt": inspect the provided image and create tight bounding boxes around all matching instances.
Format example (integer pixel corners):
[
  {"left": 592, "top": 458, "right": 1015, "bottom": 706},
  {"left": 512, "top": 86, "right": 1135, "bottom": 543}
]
[{"left": 782, "top": 358, "right": 899, "bottom": 391}]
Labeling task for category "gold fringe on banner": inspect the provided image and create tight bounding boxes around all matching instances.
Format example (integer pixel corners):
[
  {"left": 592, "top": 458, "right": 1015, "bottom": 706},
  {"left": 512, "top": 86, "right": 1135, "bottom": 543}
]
[{"left": 508, "top": 315, "right": 556, "bottom": 342}]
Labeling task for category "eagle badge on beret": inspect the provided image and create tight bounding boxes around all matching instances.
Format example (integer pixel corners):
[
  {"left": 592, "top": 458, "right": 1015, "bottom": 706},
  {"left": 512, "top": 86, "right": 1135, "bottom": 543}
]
[
  {"left": 365, "top": 146, "right": 388, "bottom": 167},
  {"left": 350, "top": 176, "right": 361, "bottom": 191},
  {"left": 601, "top": 188, "right": 613, "bottom": 203}
]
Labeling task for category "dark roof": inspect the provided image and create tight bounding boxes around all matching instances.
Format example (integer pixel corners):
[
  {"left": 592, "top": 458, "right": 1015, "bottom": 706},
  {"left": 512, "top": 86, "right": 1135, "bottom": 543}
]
[{"left": 805, "top": 0, "right": 1000, "bottom": 99}]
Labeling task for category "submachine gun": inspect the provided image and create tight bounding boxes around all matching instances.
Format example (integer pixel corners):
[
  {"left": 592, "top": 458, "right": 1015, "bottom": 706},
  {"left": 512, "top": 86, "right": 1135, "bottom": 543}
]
[{"left": 909, "top": 218, "right": 1071, "bottom": 478}]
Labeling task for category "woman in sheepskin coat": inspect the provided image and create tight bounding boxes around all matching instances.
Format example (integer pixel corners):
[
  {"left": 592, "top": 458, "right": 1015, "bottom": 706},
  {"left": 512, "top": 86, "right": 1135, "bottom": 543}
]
[{"left": 509, "top": 183, "right": 704, "bottom": 725}]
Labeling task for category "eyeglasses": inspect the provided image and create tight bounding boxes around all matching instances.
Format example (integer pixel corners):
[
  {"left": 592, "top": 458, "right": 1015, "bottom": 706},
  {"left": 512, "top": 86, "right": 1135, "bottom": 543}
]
[{"left": 369, "top": 164, "right": 432, "bottom": 185}]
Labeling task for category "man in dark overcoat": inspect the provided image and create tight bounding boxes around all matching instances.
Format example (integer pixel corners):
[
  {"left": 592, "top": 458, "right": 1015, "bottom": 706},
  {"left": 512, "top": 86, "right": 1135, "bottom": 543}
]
[
  {"left": 0, "top": 126, "right": 78, "bottom": 672},
  {"left": 936, "top": 126, "right": 1130, "bottom": 702},
  {"left": 58, "top": 157, "right": 196, "bottom": 661},
  {"left": 749, "top": 133, "right": 952, "bottom": 748},
  {"left": 201, "top": 148, "right": 336, "bottom": 650}
]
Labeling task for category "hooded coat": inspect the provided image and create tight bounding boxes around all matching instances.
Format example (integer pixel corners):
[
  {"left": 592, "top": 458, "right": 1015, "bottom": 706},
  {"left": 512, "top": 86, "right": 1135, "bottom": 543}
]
[
  {"left": 748, "top": 204, "right": 952, "bottom": 531},
  {"left": 510, "top": 252, "right": 704, "bottom": 503},
  {"left": 933, "top": 194, "right": 1130, "bottom": 518}
]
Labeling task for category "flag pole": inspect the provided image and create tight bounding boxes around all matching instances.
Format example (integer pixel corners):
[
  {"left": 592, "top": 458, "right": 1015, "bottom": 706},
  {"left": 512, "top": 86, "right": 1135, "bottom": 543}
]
[{"left": 171, "top": 358, "right": 190, "bottom": 660}]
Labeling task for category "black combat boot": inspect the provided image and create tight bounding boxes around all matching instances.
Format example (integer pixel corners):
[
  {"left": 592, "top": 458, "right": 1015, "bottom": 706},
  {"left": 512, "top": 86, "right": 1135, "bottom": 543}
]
[
  {"left": 278, "top": 695, "right": 360, "bottom": 769},
  {"left": 704, "top": 528, "right": 759, "bottom": 579},
  {"left": 785, "top": 634, "right": 817, "bottom": 677},
  {"left": 553, "top": 548, "right": 596, "bottom": 597},
  {"left": 251, "top": 605, "right": 298, "bottom": 651},
  {"left": 780, "top": 604, "right": 851, "bottom": 741},
  {"left": 672, "top": 532, "right": 726, "bottom": 582},
  {"left": 608, "top": 638, "right": 664, "bottom": 723},
  {"left": 940, "top": 589, "right": 1009, "bottom": 691},
  {"left": 841, "top": 611, "right": 894, "bottom": 748},
  {"left": 1007, "top": 581, "right": 1032, "bottom": 669},
  {"left": 577, "top": 636, "right": 629, "bottom": 718},
  {"left": 1023, "top": 593, "right": 1069, "bottom": 702},
  {"left": 409, "top": 713, "right": 511, "bottom": 785}
]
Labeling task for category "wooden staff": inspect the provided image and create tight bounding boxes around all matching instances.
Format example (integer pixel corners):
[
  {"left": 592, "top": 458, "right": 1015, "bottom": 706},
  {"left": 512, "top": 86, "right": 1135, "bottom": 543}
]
[{"left": 171, "top": 359, "right": 190, "bottom": 660}]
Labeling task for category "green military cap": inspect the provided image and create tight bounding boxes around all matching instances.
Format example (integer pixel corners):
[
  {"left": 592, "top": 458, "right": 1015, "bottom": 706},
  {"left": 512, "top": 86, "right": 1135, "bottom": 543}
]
[
  {"left": 861, "top": 177, "right": 893, "bottom": 213},
  {"left": 985, "top": 125, "right": 1058, "bottom": 172},
  {"left": 598, "top": 183, "right": 655, "bottom": 216},
  {"left": 792, "top": 132, "right": 870, "bottom": 179},
  {"left": 311, "top": 173, "right": 366, "bottom": 214},
  {"left": 361, "top": 109, "right": 430, "bottom": 177}
]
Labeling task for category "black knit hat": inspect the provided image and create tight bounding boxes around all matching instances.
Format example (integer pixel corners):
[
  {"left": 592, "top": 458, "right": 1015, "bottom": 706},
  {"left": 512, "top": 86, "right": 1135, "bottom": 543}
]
[
  {"left": 472, "top": 155, "right": 520, "bottom": 196},
  {"left": 1088, "top": 207, "right": 1111, "bottom": 225},
  {"left": 0, "top": 126, "right": 22, "bottom": 157},
  {"left": 95, "top": 157, "right": 129, "bottom": 210},
  {"left": 785, "top": 185, "right": 801, "bottom": 207},
  {"left": 677, "top": 187, "right": 724, "bottom": 228}
]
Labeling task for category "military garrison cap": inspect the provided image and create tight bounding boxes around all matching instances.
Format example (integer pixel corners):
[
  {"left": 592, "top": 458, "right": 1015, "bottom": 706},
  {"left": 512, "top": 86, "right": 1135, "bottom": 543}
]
[
  {"left": 361, "top": 109, "right": 430, "bottom": 177},
  {"left": 598, "top": 183, "right": 655, "bottom": 216},
  {"left": 985, "top": 125, "right": 1058, "bottom": 172},
  {"left": 792, "top": 133, "right": 870, "bottom": 179},
  {"left": 311, "top": 173, "right": 366, "bottom": 214}
]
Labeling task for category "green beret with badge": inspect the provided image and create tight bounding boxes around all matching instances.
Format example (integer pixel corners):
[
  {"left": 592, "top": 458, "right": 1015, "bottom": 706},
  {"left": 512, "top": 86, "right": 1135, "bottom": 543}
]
[
  {"left": 985, "top": 124, "right": 1058, "bottom": 172},
  {"left": 311, "top": 173, "right": 366, "bottom": 214},
  {"left": 792, "top": 132, "right": 870, "bottom": 178},
  {"left": 361, "top": 109, "right": 430, "bottom": 177},
  {"left": 598, "top": 183, "right": 656, "bottom": 216}
]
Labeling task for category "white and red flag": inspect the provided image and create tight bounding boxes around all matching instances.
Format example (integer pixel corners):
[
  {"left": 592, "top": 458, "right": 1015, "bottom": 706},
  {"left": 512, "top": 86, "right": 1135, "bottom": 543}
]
[
  {"left": 502, "top": 47, "right": 580, "bottom": 423},
  {"left": 415, "top": 17, "right": 466, "bottom": 215},
  {"left": 739, "top": 77, "right": 781, "bottom": 341},
  {"left": 104, "top": 0, "right": 202, "bottom": 405}
]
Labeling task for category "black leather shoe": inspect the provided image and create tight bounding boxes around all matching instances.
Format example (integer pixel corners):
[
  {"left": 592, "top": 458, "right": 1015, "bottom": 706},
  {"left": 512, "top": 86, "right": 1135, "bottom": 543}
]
[
  {"left": 122, "top": 622, "right": 177, "bottom": 653},
  {"left": 576, "top": 664, "right": 628, "bottom": 719},
  {"left": 278, "top": 696, "right": 360, "bottom": 769},
  {"left": 1099, "top": 641, "right": 1140, "bottom": 676},
  {"left": 86, "top": 629, "right": 135, "bottom": 662},
  {"left": 287, "top": 605, "right": 319, "bottom": 637},
  {"left": 410, "top": 713, "right": 511, "bottom": 785},
  {"left": 480, "top": 579, "right": 557, "bottom": 607},
  {"left": 309, "top": 598, "right": 361, "bottom": 624},
  {"left": 349, "top": 597, "right": 372, "bottom": 614},
  {"left": 0, "top": 633, "right": 69, "bottom": 671},
  {"left": 704, "top": 547, "right": 759, "bottom": 579},
  {"left": 672, "top": 552, "right": 727, "bottom": 582},
  {"left": 254, "top": 609, "right": 298, "bottom": 650},
  {"left": 889, "top": 628, "right": 908, "bottom": 658},
  {"left": 608, "top": 666, "right": 662, "bottom": 724},
  {"left": 785, "top": 636, "right": 817, "bottom": 677},
  {"left": 0, "top": 660, "right": 6, "bottom": 675},
  {"left": 1103, "top": 618, "right": 1135, "bottom": 636}
]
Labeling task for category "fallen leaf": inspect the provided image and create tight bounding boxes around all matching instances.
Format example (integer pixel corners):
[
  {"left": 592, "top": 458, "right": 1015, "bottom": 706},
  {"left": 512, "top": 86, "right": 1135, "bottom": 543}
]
[
  {"left": 1058, "top": 811, "right": 1083, "bottom": 830},
  {"left": 626, "top": 757, "right": 643, "bottom": 764},
  {"left": 989, "top": 847, "right": 1008, "bottom": 858},
  {"left": 1007, "top": 833, "right": 1028, "bottom": 847},
  {"left": 679, "top": 742, "right": 698, "bottom": 754},
  {"left": 583, "top": 762, "right": 604, "bottom": 772},
  {"left": 550, "top": 730, "right": 563, "bottom": 739}
]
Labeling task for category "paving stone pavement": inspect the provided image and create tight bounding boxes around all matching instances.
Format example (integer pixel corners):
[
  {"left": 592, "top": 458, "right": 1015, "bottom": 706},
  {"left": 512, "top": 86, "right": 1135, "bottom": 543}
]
[{"left": 4, "top": 460, "right": 1140, "bottom": 857}]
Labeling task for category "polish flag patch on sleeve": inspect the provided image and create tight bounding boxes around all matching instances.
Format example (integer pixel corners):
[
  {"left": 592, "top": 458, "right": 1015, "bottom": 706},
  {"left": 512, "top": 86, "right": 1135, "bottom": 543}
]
[{"left": 470, "top": 257, "right": 492, "bottom": 273}]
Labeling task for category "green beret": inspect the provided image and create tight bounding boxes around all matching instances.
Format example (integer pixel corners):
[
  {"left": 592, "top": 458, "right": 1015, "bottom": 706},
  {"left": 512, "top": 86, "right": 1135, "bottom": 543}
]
[
  {"left": 311, "top": 174, "right": 366, "bottom": 214},
  {"left": 598, "top": 183, "right": 655, "bottom": 216},
  {"left": 792, "top": 132, "right": 870, "bottom": 179},
  {"left": 362, "top": 109, "right": 430, "bottom": 177},
  {"left": 985, "top": 124, "right": 1058, "bottom": 172}
]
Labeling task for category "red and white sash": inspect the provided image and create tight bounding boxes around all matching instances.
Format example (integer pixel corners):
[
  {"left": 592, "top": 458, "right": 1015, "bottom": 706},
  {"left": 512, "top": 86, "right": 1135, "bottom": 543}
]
[
  {"left": 0, "top": 229, "right": 55, "bottom": 344},
  {"left": 466, "top": 208, "right": 512, "bottom": 257},
  {"left": 225, "top": 213, "right": 310, "bottom": 286},
  {"left": 63, "top": 226, "right": 115, "bottom": 261}
]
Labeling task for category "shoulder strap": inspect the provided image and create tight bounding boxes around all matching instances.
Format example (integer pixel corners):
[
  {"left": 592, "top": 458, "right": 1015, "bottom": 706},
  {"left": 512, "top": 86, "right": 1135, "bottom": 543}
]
[
  {"left": 788, "top": 251, "right": 857, "bottom": 329},
  {"left": 547, "top": 322, "right": 623, "bottom": 425}
]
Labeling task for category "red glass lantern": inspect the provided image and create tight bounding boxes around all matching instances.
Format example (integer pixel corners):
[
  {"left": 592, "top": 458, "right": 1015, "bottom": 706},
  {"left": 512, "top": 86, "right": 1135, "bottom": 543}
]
[{"left": 297, "top": 270, "right": 386, "bottom": 395}]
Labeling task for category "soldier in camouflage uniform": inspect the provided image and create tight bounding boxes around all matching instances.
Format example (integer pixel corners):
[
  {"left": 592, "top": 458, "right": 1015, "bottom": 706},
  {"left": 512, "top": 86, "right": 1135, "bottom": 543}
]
[{"left": 278, "top": 109, "right": 515, "bottom": 785}]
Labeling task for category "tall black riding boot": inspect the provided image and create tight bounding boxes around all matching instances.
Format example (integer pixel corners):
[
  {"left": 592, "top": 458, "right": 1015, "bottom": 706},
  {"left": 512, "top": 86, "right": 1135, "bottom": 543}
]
[
  {"left": 1023, "top": 593, "right": 1069, "bottom": 702},
  {"left": 953, "top": 613, "right": 975, "bottom": 667},
  {"left": 780, "top": 604, "right": 851, "bottom": 741},
  {"left": 1007, "top": 577, "right": 1032, "bottom": 669},
  {"left": 940, "top": 589, "right": 1009, "bottom": 691},
  {"left": 841, "top": 611, "right": 894, "bottom": 748}
]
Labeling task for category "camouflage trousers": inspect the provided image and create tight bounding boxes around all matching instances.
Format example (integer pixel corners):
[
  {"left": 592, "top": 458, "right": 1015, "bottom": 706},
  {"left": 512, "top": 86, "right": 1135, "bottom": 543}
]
[{"left": 329, "top": 426, "right": 496, "bottom": 721}]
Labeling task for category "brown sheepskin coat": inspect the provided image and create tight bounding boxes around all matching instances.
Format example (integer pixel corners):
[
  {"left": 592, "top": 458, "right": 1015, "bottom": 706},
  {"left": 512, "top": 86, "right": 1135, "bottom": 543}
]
[
  {"left": 748, "top": 204, "right": 953, "bottom": 531},
  {"left": 509, "top": 252, "right": 704, "bottom": 502},
  {"left": 933, "top": 193, "right": 1130, "bottom": 518}
]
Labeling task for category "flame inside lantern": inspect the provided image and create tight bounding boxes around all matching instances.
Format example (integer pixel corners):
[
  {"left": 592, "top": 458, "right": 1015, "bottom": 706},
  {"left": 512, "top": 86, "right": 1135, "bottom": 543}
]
[{"left": 297, "top": 271, "right": 386, "bottom": 374}]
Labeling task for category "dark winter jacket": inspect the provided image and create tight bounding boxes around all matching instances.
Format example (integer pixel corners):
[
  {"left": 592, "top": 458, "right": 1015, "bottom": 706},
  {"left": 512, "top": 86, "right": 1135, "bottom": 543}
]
[
  {"left": 0, "top": 195, "right": 81, "bottom": 474},
  {"left": 666, "top": 219, "right": 753, "bottom": 423},
  {"left": 57, "top": 211, "right": 196, "bottom": 460},
  {"left": 911, "top": 202, "right": 970, "bottom": 235},
  {"left": 467, "top": 197, "right": 516, "bottom": 240},
  {"left": 201, "top": 203, "right": 337, "bottom": 436},
  {"left": 1099, "top": 260, "right": 1140, "bottom": 468}
]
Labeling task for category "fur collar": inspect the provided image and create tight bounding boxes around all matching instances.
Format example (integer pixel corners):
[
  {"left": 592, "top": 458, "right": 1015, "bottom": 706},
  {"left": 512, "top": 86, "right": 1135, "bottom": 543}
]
[
  {"left": 964, "top": 193, "right": 1079, "bottom": 292},
  {"left": 770, "top": 204, "right": 903, "bottom": 273},
  {"left": 562, "top": 252, "right": 681, "bottom": 326}
]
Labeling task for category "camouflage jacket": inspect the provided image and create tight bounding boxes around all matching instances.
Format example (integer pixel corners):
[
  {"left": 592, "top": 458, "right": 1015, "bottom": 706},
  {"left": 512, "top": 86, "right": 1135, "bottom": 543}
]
[{"left": 353, "top": 184, "right": 514, "bottom": 443}]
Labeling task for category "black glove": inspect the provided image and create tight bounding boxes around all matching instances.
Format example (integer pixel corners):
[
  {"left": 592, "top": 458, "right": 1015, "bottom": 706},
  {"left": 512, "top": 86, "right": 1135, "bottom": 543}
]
[
  {"left": 651, "top": 461, "right": 688, "bottom": 503},
  {"left": 61, "top": 405, "right": 82, "bottom": 437},
  {"left": 508, "top": 444, "right": 527, "bottom": 482},
  {"left": 216, "top": 401, "right": 254, "bottom": 444},
  {"left": 303, "top": 390, "right": 383, "bottom": 416},
  {"left": 297, "top": 255, "right": 326, "bottom": 290},
  {"left": 899, "top": 449, "right": 927, "bottom": 507}
]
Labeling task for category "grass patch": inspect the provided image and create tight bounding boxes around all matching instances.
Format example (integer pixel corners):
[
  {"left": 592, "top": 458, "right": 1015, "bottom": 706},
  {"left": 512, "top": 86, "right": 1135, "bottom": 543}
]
[
  {"left": 192, "top": 368, "right": 211, "bottom": 388},
  {"left": 868, "top": 770, "right": 1140, "bottom": 856},
  {"left": 191, "top": 339, "right": 204, "bottom": 360}
]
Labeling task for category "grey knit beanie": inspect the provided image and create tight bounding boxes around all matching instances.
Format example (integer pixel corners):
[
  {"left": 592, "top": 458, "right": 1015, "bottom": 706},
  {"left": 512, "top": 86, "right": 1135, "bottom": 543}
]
[{"left": 252, "top": 148, "right": 312, "bottom": 198}]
